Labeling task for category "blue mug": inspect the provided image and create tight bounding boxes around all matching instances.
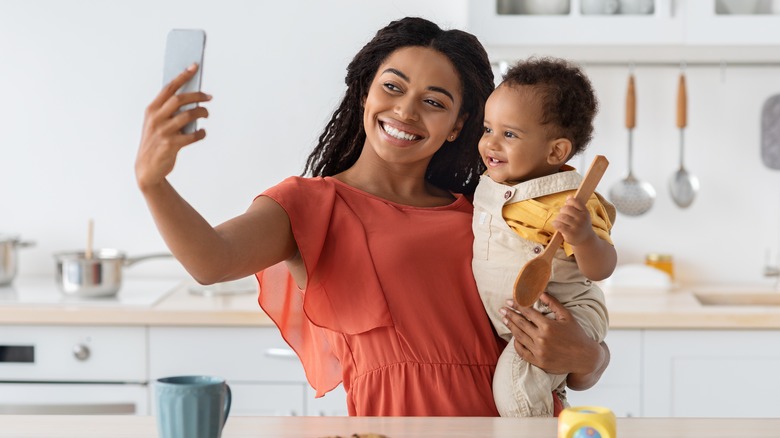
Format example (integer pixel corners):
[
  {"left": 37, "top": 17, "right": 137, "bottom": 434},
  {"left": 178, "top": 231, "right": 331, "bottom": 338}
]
[{"left": 154, "top": 375, "right": 232, "bottom": 438}]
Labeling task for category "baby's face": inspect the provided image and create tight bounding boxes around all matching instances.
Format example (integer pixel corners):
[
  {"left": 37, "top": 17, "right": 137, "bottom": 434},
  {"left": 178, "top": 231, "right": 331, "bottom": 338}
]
[{"left": 478, "top": 84, "right": 558, "bottom": 184}]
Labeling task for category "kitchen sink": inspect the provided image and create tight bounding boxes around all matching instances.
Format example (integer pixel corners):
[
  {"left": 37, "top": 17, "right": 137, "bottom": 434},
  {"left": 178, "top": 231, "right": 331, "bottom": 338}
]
[{"left": 693, "top": 292, "right": 780, "bottom": 306}]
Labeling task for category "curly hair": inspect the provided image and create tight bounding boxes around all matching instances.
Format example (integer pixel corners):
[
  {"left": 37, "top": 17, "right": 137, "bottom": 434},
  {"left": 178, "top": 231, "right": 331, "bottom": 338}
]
[
  {"left": 302, "top": 17, "right": 494, "bottom": 195},
  {"left": 501, "top": 57, "right": 598, "bottom": 157}
]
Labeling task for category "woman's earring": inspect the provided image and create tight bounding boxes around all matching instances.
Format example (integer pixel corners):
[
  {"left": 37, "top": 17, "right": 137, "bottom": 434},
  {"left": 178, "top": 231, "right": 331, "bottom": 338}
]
[{"left": 449, "top": 135, "right": 456, "bottom": 141}]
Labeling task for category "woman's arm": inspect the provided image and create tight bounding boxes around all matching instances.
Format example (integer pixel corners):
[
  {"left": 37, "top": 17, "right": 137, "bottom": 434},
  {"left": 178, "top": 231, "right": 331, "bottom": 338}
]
[
  {"left": 499, "top": 292, "right": 610, "bottom": 391},
  {"left": 136, "top": 65, "right": 297, "bottom": 284}
]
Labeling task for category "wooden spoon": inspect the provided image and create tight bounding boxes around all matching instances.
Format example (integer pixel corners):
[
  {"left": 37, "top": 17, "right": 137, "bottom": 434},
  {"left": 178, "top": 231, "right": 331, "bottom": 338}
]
[
  {"left": 513, "top": 155, "right": 609, "bottom": 307},
  {"left": 85, "top": 218, "right": 94, "bottom": 260}
]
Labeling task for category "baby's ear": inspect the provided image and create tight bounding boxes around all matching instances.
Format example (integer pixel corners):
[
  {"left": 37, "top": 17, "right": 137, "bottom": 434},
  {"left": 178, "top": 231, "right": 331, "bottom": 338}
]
[{"left": 548, "top": 138, "right": 572, "bottom": 165}]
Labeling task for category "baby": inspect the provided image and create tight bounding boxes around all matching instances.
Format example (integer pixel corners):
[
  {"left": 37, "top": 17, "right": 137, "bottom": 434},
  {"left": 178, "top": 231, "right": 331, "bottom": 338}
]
[{"left": 471, "top": 57, "right": 617, "bottom": 417}]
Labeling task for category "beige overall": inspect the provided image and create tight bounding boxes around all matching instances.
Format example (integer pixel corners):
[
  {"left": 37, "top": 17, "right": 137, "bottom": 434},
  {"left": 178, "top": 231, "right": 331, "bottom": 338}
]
[{"left": 472, "top": 172, "right": 610, "bottom": 417}]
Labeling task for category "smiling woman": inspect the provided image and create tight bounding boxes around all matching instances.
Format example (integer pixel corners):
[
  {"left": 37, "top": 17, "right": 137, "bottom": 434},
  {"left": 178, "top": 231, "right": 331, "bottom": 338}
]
[{"left": 135, "top": 16, "right": 609, "bottom": 417}]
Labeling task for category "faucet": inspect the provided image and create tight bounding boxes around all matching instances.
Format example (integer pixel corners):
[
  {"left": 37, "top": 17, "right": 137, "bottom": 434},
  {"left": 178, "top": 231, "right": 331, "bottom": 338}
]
[{"left": 764, "top": 248, "right": 780, "bottom": 288}]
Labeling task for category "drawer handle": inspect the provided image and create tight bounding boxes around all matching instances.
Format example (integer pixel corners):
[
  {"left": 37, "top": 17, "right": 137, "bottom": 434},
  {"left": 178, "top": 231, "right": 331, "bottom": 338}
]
[
  {"left": 0, "top": 402, "right": 135, "bottom": 415},
  {"left": 264, "top": 348, "right": 297, "bottom": 359}
]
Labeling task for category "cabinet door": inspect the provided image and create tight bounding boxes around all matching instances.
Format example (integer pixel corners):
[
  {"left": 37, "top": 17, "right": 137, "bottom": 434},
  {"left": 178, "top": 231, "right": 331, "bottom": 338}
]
[
  {"left": 305, "top": 384, "right": 349, "bottom": 416},
  {"left": 467, "top": 0, "right": 684, "bottom": 47},
  {"left": 643, "top": 329, "right": 780, "bottom": 417},
  {"left": 566, "top": 329, "right": 642, "bottom": 417},
  {"left": 149, "top": 326, "right": 306, "bottom": 382},
  {"left": 684, "top": 1, "right": 780, "bottom": 45}
]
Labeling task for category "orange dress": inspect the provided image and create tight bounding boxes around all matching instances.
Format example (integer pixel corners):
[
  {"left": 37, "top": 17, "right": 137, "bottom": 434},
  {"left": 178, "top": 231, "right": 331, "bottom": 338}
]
[{"left": 256, "top": 176, "right": 502, "bottom": 416}]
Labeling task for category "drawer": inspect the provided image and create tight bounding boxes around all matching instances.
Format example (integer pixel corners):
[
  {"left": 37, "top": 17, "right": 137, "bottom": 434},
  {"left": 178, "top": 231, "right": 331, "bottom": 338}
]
[
  {"left": 149, "top": 327, "right": 306, "bottom": 382},
  {"left": 0, "top": 325, "right": 147, "bottom": 382}
]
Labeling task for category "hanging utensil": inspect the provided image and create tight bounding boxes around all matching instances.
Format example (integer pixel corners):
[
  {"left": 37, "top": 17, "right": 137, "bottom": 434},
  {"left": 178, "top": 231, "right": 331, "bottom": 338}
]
[
  {"left": 669, "top": 71, "right": 700, "bottom": 208},
  {"left": 609, "top": 72, "right": 655, "bottom": 216},
  {"left": 513, "top": 155, "right": 609, "bottom": 307}
]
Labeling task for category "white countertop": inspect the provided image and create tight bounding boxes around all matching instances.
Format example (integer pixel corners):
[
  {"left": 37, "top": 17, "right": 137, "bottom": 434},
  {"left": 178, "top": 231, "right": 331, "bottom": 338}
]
[
  {"left": 3, "top": 415, "right": 780, "bottom": 438},
  {"left": 4, "top": 276, "right": 780, "bottom": 329}
]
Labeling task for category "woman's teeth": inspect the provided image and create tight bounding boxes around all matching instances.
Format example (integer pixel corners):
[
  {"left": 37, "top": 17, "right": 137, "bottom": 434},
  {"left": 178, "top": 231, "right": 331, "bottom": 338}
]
[{"left": 383, "top": 123, "right": 420, "bottom": 141}]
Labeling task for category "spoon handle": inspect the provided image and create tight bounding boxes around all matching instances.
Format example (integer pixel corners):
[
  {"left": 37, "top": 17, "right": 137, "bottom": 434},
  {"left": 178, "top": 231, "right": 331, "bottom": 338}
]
[
  {"left": 677, "top": 73, "right": 687, "bottom": 129},
  {"left": 543, "top": 155, "right": 610, "bottom": 256}
]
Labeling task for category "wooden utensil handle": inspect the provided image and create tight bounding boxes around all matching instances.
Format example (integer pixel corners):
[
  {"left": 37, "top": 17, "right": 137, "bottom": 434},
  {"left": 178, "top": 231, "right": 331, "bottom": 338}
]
[
  {"left": 543, "top": 155, "right": 609, "bottom": 260},
  {"left": 677, "top": 73, "right": 687, "bottom": 129},
  {"left": 626, "top": 74, "right": 636, "bottom": 130}
]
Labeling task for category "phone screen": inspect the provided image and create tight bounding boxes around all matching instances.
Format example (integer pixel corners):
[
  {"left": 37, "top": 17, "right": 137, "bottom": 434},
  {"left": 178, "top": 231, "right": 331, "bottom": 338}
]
[{"left": 162, "top": 29, "right": 206, "bottom": 134}]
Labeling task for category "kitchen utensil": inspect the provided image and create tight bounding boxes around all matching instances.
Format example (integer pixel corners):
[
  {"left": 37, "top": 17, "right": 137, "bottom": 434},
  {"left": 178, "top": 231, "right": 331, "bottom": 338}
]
[
  {"left": 513, "top": 155, "right": 609, "bottom": 307},
  {"left": 760, "top": 94, "right": 780, "bottom": 169},
  {"left": 85, "top": 219, "right": 94, "bottom": 260},
  {"left": 54, "top": 249, "right": 172, "bottom": 297},
  {"left": 669, "top": 72, "right": 700, "bottom": 208},
  {"left": 609, "top": 73, "right": 656, "bottom": 216},
  {"left": 0, "top": 235, "right": 35, "bottom": 286}
]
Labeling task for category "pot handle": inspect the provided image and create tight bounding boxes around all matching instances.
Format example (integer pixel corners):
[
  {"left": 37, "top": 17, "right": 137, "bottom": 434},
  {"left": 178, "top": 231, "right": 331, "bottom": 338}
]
[
  {"left": 123, "top": 252, "right": 173, "bottom": 267},
  {"left": 18, "top": 241, "right": 35, "bottom": 248}
]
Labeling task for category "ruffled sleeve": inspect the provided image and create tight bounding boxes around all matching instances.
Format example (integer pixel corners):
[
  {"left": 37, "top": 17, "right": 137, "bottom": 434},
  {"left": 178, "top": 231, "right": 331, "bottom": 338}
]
[{"left": 254, "top": 177, "right": 394, "bottom": 397}]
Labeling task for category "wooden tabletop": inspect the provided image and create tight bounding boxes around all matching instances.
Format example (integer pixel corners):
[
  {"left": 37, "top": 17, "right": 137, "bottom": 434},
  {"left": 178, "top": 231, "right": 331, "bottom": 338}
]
[{"left": 2, "top": 415, "right": 780, "bottom": 438}]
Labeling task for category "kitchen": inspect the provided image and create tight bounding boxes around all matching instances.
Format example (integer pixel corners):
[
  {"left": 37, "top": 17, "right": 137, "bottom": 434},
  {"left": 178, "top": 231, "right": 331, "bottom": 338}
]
[{"left": 2, "top": 0, "right": 780, "bottom": 435}]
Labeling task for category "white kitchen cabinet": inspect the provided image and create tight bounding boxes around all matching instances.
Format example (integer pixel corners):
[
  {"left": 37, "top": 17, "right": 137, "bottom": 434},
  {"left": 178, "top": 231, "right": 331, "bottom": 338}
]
[
  {"left": 468, "top": 0, "right": 780, "bottom": 49},
  {"left": 566, "top": 329, "right": 642, "bottom": 417},
  {"left": 305, "top": 384, "right": 349, "bottom": 416},
  {"left": 643, "top": 329, "right": 780, "bottom": 417},
  {"left": 148, "top": 326, "right": 349, "bottom": 416}
]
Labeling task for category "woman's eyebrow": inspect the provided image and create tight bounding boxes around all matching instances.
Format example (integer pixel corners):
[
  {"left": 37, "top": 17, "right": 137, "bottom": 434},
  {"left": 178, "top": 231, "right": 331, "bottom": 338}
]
[{"left": 381, "top": 68, "right": 455, "bottom": 103}]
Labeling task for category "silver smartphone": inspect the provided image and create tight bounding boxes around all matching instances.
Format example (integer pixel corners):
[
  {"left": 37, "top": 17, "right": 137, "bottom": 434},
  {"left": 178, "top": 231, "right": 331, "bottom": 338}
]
[{"left": 162, "top": 29, "right": 206, "bottom": 135}]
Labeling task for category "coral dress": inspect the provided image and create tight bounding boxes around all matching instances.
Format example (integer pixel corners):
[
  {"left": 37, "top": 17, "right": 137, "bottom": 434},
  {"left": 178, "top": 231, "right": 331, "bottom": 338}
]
[{"left": 255, "top": 176, "right": 502, "bottom": 416}]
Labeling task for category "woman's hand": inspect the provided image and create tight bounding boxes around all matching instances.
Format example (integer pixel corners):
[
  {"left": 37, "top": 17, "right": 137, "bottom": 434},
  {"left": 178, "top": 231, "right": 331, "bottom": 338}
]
[
  {"left": 136, "top": 64, "right": 212, "bottom": 191},
  {"left": 500, "top": 292, "right": 609, "bottom": 389}
]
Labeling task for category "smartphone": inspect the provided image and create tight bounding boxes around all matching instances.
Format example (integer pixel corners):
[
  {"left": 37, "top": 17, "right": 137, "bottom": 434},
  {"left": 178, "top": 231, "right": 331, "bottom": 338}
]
[{"left": 162, "top": 29, "right": 206, "bottom": 135}]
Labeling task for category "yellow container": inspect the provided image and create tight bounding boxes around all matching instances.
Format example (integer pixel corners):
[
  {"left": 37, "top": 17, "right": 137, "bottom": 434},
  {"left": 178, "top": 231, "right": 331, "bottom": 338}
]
[
  {"left": 558, "top": 406, "right": 616, "bottom": 438},
  {"left": 645, "top": 253, "right": 674, "bottom": 280}
]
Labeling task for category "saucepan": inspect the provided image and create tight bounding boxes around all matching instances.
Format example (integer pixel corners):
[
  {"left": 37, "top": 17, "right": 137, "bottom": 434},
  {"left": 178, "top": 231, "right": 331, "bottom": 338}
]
[
  {"left": 54, "top": 249, "right": 172, "bottom": 298},
  {"left": 0, "top": 235, "right": 35, "bottom": 286}
]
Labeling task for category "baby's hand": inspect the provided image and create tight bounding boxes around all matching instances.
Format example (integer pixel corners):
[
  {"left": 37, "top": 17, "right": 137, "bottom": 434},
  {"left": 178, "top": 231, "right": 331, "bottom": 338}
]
[{"left": 552, "top": 196, "right": 594, "bottom": 247}]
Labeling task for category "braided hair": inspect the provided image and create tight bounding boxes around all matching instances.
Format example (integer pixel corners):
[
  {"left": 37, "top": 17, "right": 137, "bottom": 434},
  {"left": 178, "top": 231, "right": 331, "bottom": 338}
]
[{"left": 302, "top": 17, "right": 494, "bottom": 195}]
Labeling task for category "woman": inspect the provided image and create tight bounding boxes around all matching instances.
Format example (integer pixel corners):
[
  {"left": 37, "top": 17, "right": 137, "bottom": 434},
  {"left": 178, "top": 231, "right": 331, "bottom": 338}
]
[{"left": 136, "top": 17, "right": 609, "bottom": 416}]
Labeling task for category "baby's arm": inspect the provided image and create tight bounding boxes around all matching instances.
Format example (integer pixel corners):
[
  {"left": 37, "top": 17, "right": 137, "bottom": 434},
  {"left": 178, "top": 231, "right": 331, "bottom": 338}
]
[{"left": 552, "top": 196, "right": 616, "bottom": 281}]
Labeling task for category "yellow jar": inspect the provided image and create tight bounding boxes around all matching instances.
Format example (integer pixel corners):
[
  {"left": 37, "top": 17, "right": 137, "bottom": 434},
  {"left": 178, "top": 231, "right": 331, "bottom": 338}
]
[{"left": 645, "top": 253, "right": 674, "bottom": 280}]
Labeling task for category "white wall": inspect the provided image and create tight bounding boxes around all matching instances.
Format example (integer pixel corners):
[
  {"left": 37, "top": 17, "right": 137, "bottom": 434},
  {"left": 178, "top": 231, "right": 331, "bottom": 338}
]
[
  {"left": 2, "top": 0, "right": 779, "bottom": 287},
  {"left": 0, "top": 0, "right": 467, "bottom": 280}
]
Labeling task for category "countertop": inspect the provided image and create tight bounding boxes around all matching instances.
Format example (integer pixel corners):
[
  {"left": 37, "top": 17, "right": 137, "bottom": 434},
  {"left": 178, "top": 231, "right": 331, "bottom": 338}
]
[
  {"left": 3, "top": 415, "right": 780, "bottom": 438},
  {"left": 3, "top": 276, "right": 780, "bottom": 329}
]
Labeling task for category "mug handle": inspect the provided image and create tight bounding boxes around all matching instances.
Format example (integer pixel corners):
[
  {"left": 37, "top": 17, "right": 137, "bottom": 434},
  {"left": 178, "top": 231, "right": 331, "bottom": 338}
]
[{"left": 222, "top": 383, "right": 232, "bottom": 429}]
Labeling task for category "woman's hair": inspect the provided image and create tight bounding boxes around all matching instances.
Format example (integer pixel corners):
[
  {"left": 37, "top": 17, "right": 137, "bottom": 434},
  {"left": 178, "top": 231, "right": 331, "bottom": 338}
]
[
  {"left": 302, "top": 17, "right": 494, "bottom": 195},
  {"left": 501, "top": 57, "right": 598, "bottom": 157}
]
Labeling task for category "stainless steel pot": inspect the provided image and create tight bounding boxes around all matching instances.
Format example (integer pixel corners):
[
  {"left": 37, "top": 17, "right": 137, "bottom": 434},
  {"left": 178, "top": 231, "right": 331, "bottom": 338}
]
[
  {"left": 54, "top": 249, "right": 172, "bottom": 297},
  {"left": 0, "top": 235, "right": 35, "bottom": 286}
]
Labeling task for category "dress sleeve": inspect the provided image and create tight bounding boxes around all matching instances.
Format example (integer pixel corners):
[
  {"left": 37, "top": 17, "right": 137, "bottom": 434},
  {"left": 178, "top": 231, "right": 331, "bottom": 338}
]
[{"left": 254, "top": 177, "right": 393, "bottom": 397}]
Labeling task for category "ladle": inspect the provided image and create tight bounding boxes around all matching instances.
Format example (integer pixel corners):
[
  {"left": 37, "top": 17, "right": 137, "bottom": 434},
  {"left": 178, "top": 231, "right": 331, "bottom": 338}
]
[
  {"left": 513, "top": 155, "right": 609, "bottom": 307},
  {"left": 609, "top": 73, "right": 656, "bottom": 216},
  {"left": 669, "top": 72, "right": 700, "bottom": 208}
]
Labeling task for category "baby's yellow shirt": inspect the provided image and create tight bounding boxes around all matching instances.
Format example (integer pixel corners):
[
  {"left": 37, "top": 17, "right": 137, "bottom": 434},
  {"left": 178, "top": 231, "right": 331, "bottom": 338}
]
[{"left": 502, "top": 190, "right": 614, "bottom": 257}]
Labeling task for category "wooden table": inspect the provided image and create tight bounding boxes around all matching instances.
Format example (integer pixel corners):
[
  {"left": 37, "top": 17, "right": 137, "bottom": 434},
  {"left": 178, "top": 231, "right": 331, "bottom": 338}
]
[{"left": 2, "top": 415, "right": 780, "bottom": 437}]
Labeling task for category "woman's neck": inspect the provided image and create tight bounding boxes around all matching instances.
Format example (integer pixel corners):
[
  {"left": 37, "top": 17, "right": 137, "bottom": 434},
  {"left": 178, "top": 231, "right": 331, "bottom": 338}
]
[{"left": 333, "top": 160, "right": 454, "bottom": 208}]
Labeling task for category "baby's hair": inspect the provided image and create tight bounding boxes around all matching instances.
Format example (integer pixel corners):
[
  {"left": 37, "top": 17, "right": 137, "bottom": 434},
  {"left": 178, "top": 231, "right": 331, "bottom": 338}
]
[{"left": 502, "top": 57, "right": 597, "bottom": 157}]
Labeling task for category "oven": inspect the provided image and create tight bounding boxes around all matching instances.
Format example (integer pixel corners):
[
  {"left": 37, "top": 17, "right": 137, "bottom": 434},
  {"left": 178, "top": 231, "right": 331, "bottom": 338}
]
[
  {"left": 0, "top": 325, "right": 149, "bottom": 415},
  {"left": 0, "top": 325, "right": 149, "bottom": 414},
  {"left": 0, "top": 277, "right": 178, "bottom": 415}
]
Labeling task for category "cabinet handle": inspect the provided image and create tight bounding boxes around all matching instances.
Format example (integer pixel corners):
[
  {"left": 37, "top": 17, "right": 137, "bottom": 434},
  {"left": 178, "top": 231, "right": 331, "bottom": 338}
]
[
  {"left": 0, "top": 403, "right": 135, "bottom": 415},
  {"left": 264, "top": 348, "right": 297, "bottom": 359}
]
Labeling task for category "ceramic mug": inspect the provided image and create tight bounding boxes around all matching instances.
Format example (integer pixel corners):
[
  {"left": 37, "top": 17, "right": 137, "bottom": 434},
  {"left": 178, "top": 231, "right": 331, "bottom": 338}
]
[{"left": 154, "top": 375, "right": 232, "bottom": 438}]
